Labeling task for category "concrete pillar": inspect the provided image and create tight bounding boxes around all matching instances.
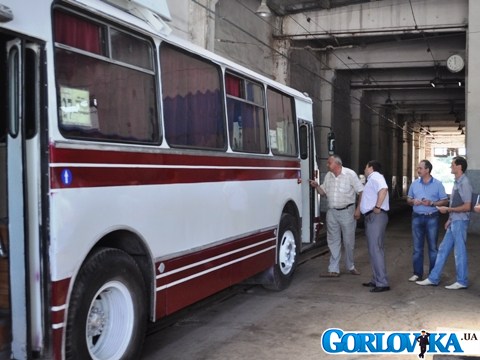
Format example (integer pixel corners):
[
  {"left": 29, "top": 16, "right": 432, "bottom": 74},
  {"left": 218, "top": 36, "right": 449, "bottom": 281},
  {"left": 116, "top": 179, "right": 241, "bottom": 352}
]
[
  {"left": 272, "top": 38, "right": 290, "bottom": 85},
  {"left": 467, "top": 0, "right": 480, "bottom": 233},
  {"left": 317, "top": 68, "right": 335, "bottom": 174},
  {"left": 188, "top": 0, "right": 218, "bottom": 50},
  {"left": 350, "top": 90, "right": 362, "bottom": 173},
  {"left": 371, "top": 111, "right": 380, "bottom": 161}
]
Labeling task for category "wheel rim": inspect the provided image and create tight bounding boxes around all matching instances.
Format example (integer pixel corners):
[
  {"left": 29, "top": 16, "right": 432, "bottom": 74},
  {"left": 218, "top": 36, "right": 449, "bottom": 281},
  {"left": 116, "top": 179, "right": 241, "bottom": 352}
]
[
  {"left": 86, "top": 280, "right": 135, "bottom": 360},
  {"left": 279, "top": 229, "right": 296, "bottom": 275}
]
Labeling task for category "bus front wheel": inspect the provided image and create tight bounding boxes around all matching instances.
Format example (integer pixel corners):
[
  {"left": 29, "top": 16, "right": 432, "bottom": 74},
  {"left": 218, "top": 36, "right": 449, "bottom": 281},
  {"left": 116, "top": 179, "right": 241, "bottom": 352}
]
[
  {"left": 264, "top": 213, "right": 299, "bottom": 291},
  {"left": 65, "top": 248, "right": 147, "bottom": 360}
]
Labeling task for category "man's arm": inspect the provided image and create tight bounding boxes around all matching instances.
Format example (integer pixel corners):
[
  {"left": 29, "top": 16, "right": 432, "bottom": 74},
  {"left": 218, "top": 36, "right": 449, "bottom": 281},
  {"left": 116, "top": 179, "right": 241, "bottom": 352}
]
[{"left": 309, "top": 180, "right": 326, "bottom": 196}]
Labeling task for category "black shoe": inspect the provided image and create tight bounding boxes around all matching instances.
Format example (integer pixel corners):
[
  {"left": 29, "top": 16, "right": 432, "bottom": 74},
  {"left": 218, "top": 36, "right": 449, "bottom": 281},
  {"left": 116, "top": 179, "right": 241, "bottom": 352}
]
[
  {"left": 362, "top": 281, "right": 376, "bottom": 287},
  {"left": 370, "top": 286, "right": 390, "bottom": 293}
]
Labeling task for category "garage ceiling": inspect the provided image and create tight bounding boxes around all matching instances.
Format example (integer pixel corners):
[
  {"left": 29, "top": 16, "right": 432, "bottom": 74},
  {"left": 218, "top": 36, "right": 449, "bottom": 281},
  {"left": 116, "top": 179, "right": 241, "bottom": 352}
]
[{"left": 267, "top": 0, "right": 466, "bottom": 137}]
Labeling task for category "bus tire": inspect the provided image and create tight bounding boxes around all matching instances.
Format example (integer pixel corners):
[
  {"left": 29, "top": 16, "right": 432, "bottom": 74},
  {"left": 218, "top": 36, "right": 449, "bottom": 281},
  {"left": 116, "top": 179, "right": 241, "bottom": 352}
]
[
  {"left": 264, "top": 213, "right": 299, "bottom": 291},
  {"left": 65, "top": 247, "right": 147, "bottom": 360}
]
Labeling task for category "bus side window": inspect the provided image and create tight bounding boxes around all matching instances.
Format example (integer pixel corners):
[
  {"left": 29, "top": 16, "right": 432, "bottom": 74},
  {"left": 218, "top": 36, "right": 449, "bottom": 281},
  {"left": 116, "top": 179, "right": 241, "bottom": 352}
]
[
  {"left": 267, "top": 88, "right": 297, "bottom": 157},
  {"left": 160, "top": 43, "right": 226, "bottom": 150},
  {"left": 54, "top": 10, "right": 159, "bottom": 144},
  {"left": 225, "top": 73, "right": 267, "bottom": 154}
]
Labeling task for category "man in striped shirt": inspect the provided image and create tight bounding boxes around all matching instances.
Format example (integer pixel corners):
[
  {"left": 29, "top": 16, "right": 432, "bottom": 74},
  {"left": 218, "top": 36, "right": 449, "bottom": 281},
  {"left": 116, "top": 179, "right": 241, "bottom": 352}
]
[{"left": 310, "top": 155, "right": 364, "bottom": 277}]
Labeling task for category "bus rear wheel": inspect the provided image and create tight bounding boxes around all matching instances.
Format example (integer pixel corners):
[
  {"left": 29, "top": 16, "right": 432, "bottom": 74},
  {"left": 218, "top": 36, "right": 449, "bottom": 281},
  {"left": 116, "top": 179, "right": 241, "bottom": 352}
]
[
  {"left": 264, "top": 213, "right": 299, "bottom": 291},
  {"left": 65, "top": 248, "right": 147, "bottom": 360}
]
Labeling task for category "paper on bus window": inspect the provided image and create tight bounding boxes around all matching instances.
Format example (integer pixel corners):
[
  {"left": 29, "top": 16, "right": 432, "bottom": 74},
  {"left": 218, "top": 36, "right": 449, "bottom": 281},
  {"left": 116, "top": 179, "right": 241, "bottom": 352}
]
[{"left": 59, "top": 86, "right": 92, "bottom": 127}]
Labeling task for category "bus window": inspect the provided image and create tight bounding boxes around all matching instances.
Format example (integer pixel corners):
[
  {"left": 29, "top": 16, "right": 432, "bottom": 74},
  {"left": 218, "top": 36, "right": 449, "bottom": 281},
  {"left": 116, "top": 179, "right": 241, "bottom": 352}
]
[
  {"left": 111, "top": 29, "right": 153, "bottom": 70},
  {"left": 267, "top": 88, "right": 297, "bottom": 156},
  {"left": 160, "top": 43, "right": 225, "bottom": 150},
  {"left": 225, "top": 73, "right": 267, "bottom": 153},
  {"left": 54, "top": 10, "right": 104, "bottom": 55},
  {"left": 54, "top": 10, "right": 159, "bottom": 144}
]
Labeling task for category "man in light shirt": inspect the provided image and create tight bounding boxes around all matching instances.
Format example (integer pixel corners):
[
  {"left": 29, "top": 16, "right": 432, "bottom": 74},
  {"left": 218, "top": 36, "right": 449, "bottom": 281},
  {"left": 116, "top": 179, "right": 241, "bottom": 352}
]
[
  {"left": 310, "top": 155, "right": 363, "bottom": 277},
  {"left": 360, "top": 160, "right": 390, "bottom": 292}
]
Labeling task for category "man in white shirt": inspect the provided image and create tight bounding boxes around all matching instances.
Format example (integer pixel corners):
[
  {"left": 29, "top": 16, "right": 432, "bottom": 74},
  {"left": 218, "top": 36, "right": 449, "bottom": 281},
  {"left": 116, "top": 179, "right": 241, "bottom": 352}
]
[
  {"left": 310, "top": 155, "right": 363, "bottom": 277},
  {"left": 360, "top": 160, "right": 390, "bottom": 292}
]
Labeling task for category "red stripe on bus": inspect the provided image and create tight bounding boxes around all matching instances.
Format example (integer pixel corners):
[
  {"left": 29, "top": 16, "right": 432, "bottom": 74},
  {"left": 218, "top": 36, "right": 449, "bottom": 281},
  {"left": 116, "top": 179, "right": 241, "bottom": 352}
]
[
  {"left": 49, "top": 146, "right": 301, "bottom": 188},
  {"left": 156, "top": 236, "right": 275, "bottom": 286},
  {"left": 50, "top": 166, "right": 299, "bottom": 188},
  {"left": 50, "top": 146, "right": 300, "bottom": 167},
  {"left": 154, "top": 229, "right": 276, "bottom": 317},
  {"left": 51, "top": 278, "right": 71, "bottom": 360},
  {"left": 163, "top": 250, "right": 273, "bottom": 315},
  {"left": 52, "top": 328, "right": 63, "bottom": 360}
]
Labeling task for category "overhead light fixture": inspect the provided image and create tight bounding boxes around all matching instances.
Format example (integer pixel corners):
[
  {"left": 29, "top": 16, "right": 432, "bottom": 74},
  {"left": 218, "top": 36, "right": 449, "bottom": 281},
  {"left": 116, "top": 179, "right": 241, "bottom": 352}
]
[
  {"left": 461, "top": 129, "right": 465, "bottom": 135},
  {"left": 256, "top": 0, "right": 272, "bottom": 17},
  {"left": 0, "top": 4, "right": 13, "bottom": 22},
  {"left": 385, "top": 92, "right": 392, "bottom": 104},
  {"left": 458, "top": 124, "right": 462, "bottom": 131}
]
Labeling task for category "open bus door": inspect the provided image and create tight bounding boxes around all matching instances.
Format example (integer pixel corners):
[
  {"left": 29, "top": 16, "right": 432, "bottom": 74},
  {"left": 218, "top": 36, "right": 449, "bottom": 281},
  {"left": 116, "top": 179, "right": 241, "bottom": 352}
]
[
  {"left": 3, "top": 35, "right": 45, "bottom": 359},
  {"left": 299, "top": 120, "right": 318, "bottom": 249}
]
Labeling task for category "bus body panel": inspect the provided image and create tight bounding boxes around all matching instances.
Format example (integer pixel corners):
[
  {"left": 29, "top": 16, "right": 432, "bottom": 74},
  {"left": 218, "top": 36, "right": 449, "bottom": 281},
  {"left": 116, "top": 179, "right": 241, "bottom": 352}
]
[
  {"left": 0, "top": 0, "right": 319, "bottom": 359},
  {"left": 48, "top": 146, "right": 302, "bottom": 282}
]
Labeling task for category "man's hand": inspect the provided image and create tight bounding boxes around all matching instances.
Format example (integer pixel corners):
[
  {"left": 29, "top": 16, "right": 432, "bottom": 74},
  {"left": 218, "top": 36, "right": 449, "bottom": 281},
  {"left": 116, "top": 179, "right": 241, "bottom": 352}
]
[{"left": 436, "top": 206, "right": 449, "bottom": 214}]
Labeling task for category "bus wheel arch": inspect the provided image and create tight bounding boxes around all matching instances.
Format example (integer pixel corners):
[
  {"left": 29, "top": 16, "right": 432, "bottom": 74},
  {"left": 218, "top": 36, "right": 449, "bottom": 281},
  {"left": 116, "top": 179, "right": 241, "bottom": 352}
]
[
  {"left": 263, "top": 210, "right": 300, "bottom": 291},
  {"left": 65, "top": 247, "right": 148, "bottom": 360},
  {"left": 96, "top": 230, "right": 154, "bottom": 313}
]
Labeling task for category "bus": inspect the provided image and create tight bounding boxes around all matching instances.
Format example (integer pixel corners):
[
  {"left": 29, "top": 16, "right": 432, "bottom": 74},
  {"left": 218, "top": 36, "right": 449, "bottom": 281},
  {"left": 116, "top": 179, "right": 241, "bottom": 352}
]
[{"left": 0, "top": 0, "right": 320, "bottom": 358}]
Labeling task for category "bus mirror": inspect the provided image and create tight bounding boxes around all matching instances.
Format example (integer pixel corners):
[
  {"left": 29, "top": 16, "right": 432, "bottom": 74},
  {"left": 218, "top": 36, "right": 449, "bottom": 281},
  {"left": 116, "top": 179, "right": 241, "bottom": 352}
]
[{"left": 327, "top": 131, "right": 335, "bottom": 155}]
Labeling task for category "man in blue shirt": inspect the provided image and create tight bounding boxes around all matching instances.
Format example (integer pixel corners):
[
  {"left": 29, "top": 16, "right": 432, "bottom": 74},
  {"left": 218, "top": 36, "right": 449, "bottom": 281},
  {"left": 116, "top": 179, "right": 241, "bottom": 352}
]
[
  {"left": 417, "top": 156, "right": 472, "bottom": 289},
  {"left": 407, "top": 160, "right": 448, "bottom": 282}
]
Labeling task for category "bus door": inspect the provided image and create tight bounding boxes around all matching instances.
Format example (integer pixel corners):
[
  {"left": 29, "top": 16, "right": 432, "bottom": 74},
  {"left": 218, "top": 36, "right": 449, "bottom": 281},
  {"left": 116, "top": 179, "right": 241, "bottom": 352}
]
[
  {"left": 299, "top": 120, "right": 316, "bottom": 248},
  {"left": 5, "top": 36, "right": 44, "bottom": 360}
]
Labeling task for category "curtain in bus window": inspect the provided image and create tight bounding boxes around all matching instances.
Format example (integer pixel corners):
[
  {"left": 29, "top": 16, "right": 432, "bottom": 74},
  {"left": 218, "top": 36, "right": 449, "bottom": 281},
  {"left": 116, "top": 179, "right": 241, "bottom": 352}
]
[
  {"left": 225, "top": 74, "right": 242, "bottom": 97},
  {"left": 227, "top": 99, "right": 267, "bottom": 153},
  {"left": 54, "top": 10, "right": 103, "bottom": 55},
  {"left": 267, "top": 89, "right": 297, "bottom": 156},
  {"left": 55, "top": 49, "right": 158, "bottom": 143},
  {"left": 160, "top": 44, "right": 225, "bottom": 149}
]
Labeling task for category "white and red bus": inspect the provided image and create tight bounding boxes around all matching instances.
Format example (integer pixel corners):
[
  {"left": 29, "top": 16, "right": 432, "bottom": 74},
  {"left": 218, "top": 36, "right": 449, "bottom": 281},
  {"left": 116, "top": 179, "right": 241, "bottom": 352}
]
[{"left": 0, "top": 0, "right": 320, "bottom": 358}]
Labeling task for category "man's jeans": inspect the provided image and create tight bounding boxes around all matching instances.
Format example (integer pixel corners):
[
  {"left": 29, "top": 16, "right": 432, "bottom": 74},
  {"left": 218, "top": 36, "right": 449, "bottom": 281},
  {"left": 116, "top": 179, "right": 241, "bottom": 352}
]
[
  {"left": 412, "top": 212, "right": 440, "bottom": 277},
  {"left": 428, "top": 220, "right": 469, "bottom": 286}
]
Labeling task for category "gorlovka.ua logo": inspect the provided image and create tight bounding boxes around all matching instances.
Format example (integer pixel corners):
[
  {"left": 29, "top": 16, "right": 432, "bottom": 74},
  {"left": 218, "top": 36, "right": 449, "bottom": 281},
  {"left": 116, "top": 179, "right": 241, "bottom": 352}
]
[{"left": 321, "top": 328, "right": 468, "bottom": 355}]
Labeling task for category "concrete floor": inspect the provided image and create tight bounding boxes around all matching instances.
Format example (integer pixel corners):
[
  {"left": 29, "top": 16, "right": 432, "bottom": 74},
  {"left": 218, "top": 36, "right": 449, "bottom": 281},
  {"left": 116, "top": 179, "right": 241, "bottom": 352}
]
[{"left": 142, "top": 210, "right": 480, "bottom": 360}]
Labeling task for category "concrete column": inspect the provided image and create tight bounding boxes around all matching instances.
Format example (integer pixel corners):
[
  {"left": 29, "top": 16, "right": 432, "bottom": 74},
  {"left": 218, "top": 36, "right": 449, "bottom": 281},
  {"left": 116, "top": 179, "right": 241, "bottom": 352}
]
[
  {"left": 467, "top": 0, "right": 480, "bottom": 234},
  {"left": 403, "top": 121, "right": 413, "bottom": 196},
  {"left": 272, "top": 38, "right": 290, "bottom": 85},
  {"left": 371, "top": 111, "right": 380, "bottom": 161},
  {"left": 350, "top": 90, "right": 362, "bottom": 173},
  {"left": 188, "top": 0, "right": 218, "bottom": 50},
  {"left": 317, "top": 68, "right": 335, "bottom": 174}
]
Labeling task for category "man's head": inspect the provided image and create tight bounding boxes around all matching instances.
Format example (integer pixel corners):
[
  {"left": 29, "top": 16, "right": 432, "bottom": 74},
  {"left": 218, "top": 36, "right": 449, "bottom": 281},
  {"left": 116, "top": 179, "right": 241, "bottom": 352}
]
[
  {"left": 417, "top": 160, "right": 432, "bottom": 178},
  {"left": 327, "top": 154, "right": 342, "bottom": 174},
  {"left": 364, "top": 160, "right": 382, "bottom": 177},
  {"left": 451, "top": 156, "right": 467, "bottom": 175}
]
